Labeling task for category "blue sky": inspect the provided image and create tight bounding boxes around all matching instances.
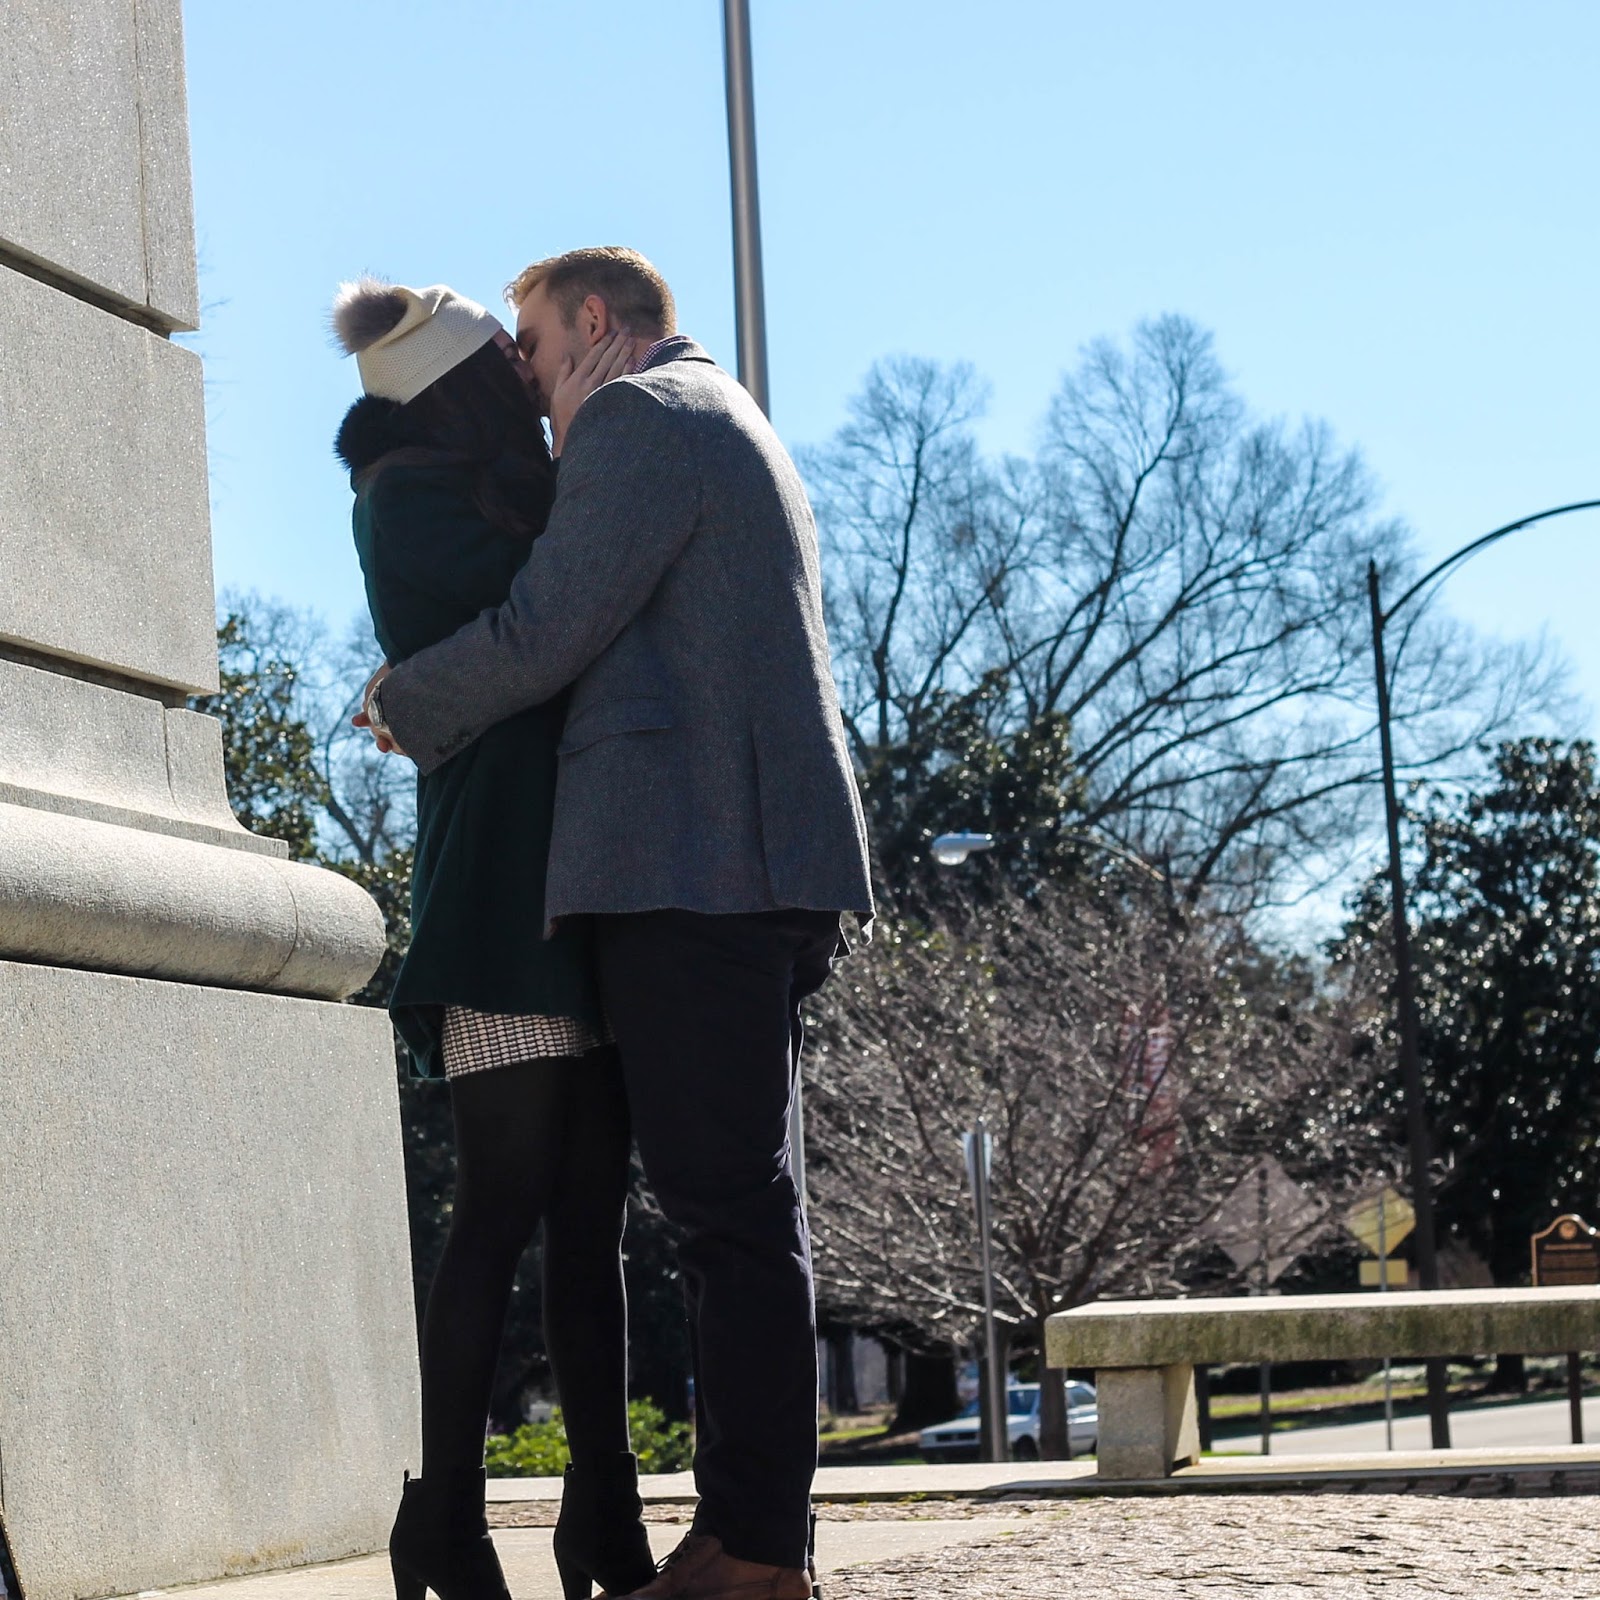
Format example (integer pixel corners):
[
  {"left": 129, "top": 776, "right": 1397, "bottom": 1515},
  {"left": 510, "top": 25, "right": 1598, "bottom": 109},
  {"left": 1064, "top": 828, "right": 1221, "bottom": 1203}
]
[{"left": 185, "top": 0, "right": 1600, "bottom": 732}]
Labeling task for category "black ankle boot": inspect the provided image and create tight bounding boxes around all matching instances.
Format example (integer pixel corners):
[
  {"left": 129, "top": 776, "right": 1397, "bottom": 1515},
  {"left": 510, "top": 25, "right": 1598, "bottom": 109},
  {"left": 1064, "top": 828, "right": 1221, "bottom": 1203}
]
[
  {"left": 389, "top": 1468, "right": 512, "bottom": 1600},
  {"left": 552, "top": 1451, "right": 657, "bottom": 1600}
]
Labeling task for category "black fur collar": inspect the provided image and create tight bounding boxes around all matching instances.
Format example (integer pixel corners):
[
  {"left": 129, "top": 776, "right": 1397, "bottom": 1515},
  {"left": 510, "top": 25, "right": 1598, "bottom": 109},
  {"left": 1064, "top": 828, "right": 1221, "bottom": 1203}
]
[{"left": 334, "top": 393, "right": 412, "bottom": 474}]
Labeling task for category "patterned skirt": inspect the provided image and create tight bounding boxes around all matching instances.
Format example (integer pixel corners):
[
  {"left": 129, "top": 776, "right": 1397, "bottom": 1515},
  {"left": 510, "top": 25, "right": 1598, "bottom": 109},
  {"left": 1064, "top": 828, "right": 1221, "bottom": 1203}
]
[{"left": 440, "top": 1006, "right": 613, "bottom": 1078}]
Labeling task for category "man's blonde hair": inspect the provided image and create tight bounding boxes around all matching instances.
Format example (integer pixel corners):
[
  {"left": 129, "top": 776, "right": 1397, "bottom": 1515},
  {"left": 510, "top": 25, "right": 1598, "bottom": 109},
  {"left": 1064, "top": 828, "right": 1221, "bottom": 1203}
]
[{"left": 506, "top": 247, "right": 676, "bottom": 335}]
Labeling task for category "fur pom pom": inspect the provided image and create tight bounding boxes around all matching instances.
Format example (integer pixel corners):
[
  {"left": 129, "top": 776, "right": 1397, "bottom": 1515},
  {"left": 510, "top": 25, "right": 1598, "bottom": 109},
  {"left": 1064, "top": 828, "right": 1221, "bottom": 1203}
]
[{"left": 331, "top": 278, "right": 409, "bottom": 355}]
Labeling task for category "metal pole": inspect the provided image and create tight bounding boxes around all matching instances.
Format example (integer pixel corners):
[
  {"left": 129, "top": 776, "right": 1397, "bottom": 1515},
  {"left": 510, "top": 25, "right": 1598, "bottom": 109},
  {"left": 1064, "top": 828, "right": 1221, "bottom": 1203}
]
[
  {"left": 788, "top": 1058, "right": 809, "bottom": 1212},
  {"left": 1257, "top": 1162, "right": 1271, "bottom": 1456},
  {"left": 1378, "top": 1191, "right": 1394, "bottom": 1451},
  {"left": 1367, "top": 560, "right": 1451, "bottom": 1449},
  {"left": 723, "top": 0, "right": 805, "bottom": 1216},
  {"left": 1569, "top": 1352, "right": 1585, "bottom": 1445},
  {"left": 722, "top": 0, "right": 770, "bottom": 415},
  {"left": 967, "top": 1120, "right": 1006, "bottom": 1461}
]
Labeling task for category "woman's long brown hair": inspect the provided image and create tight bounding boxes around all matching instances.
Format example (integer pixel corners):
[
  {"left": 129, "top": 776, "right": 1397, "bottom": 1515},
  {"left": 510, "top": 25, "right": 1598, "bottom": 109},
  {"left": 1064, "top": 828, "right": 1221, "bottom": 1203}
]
[{"left": 389, "top": 339, "right": 556, "bottom": 542}]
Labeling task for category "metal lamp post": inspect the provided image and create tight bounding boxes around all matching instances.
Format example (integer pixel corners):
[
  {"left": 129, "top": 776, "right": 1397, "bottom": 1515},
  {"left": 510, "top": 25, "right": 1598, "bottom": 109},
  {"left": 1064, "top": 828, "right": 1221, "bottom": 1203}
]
[
  {"left": 722, "top": 0, "right": 770, "bottom": 415},
  {"left": 935, "top": 824, "right": 1169, "bottom": 1461},
  {"left": 1367, "top": 498, "right": 1600, "bottom": 1450},
  {"left": 962, "top": 1120, "right": 1008, "bottom": 1462},
  {"left": 722, "top": 0, "right": 815, "bottom": 1212}
]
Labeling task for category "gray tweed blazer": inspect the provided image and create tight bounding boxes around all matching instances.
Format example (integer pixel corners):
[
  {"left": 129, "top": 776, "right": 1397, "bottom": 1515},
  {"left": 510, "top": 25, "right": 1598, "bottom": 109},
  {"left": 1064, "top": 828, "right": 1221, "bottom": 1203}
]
[{"left": 378, "top": 338, "right": 874, "bottom": 927}]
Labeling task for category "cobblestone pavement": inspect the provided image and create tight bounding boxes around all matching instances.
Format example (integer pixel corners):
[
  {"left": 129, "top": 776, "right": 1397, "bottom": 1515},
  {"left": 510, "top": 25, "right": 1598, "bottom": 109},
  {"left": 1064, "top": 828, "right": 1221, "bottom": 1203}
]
[{"left": 824, "top": 1494, "right": 1600, "bottom": 1598}]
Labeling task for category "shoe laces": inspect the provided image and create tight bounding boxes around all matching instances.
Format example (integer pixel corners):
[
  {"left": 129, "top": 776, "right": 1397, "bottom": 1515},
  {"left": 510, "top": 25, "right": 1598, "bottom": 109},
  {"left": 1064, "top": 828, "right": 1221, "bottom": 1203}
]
[{"left": 655, "top": 1531, "right": 713, "bottom": 1578}]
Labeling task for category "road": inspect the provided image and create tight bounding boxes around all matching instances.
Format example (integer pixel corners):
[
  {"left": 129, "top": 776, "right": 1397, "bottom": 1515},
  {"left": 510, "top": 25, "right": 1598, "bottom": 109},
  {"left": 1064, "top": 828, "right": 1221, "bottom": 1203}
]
[{"left": 1221, "top": 1393, "right": 1600, "bottom": 1454}]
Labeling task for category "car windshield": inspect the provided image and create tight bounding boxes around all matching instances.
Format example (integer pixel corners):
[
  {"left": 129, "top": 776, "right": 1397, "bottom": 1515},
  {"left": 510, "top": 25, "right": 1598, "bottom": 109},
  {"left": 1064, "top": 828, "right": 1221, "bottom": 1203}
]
[{"left": 947, "top": 1381, "right": 1088, "bottom": 1423}]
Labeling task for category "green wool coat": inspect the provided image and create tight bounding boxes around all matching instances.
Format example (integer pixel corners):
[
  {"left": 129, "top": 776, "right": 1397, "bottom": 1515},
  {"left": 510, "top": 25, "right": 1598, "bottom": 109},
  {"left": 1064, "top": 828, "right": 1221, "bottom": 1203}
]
[{"left": 352, "top": 462, "right": 604, "bottom": 1077}]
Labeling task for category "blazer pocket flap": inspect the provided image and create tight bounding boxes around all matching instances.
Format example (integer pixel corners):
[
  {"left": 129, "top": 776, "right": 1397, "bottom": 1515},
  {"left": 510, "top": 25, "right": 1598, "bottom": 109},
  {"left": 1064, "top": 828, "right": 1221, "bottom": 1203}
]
[{"left": 558, "top": 696, "right": 674, "bottom": 755}]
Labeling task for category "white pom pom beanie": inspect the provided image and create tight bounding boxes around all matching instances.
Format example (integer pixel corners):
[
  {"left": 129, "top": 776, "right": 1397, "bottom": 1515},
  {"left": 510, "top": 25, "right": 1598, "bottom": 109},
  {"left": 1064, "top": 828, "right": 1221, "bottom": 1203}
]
[{"left": 331, "top": 278, "right": 503, "bottom": 403}]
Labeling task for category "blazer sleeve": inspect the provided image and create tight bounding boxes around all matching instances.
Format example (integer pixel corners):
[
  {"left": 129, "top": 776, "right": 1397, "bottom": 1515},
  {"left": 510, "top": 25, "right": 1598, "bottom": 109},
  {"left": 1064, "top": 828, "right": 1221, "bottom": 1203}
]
[{"left": 378, "top": 378, "right": 700, "bottom": 775}]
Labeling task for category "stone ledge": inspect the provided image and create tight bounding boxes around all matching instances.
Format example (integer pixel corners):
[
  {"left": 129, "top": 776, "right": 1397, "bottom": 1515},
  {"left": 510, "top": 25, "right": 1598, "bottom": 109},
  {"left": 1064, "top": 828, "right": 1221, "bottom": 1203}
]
[
  {"left": 1046, "top": 1287, "right": 1600, "bottom": 1370},
  {"left": 0, "top": 802, "right": 384, "bottom": 999},
  {"left": 484, "top": 1447, "right": 1600, "bottom": 1508}
]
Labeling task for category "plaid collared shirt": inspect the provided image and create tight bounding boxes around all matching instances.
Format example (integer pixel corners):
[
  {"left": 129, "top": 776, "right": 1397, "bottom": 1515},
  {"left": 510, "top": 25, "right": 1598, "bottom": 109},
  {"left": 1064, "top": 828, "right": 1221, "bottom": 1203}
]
[{"left": 632, "top": 334, "right": 691, "bottom": 374}]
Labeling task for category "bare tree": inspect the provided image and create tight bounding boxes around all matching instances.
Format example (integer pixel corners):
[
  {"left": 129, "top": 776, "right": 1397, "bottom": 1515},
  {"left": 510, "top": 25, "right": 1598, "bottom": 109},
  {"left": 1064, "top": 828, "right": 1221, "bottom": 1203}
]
[
  {"left": 212, "top": 590, "right": 415, "bottom": 868},
  {"left": 804, "top": 881, "right": 1388, "bottom": 1455},
  {"left": 801, "top": 318, "right": 1564, "bottom": 913}
]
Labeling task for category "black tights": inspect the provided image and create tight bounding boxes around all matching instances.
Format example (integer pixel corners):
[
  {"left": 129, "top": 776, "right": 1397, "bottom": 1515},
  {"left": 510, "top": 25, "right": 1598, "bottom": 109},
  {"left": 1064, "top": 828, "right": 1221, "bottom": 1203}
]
[{"left": 418, "top": 1047, "right": 633, "bottom": 1478}]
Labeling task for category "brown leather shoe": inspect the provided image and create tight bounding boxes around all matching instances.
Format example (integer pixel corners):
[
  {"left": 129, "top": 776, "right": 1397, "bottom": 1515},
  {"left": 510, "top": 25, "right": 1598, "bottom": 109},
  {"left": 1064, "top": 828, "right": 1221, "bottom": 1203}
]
[{"left": 618, "top": 1532, "right": 812, "bottom": 1600}]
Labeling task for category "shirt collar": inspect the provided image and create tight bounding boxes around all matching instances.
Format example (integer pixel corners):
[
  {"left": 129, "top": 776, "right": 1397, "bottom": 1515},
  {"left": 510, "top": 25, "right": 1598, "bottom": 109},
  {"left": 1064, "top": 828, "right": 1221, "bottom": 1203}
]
[{"left": 631, "top": 334, "right": 694, "bottom": 375}]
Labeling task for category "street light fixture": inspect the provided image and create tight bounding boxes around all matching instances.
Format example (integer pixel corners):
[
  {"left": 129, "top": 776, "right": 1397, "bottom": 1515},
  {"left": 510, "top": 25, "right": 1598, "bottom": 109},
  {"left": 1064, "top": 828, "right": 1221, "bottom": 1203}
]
[
  {"left": 1368, "top": 497, "right": 1600, "bottom": 1450},
  {"left": 930, "top": 831, "right": 997, "bottom": 867}
]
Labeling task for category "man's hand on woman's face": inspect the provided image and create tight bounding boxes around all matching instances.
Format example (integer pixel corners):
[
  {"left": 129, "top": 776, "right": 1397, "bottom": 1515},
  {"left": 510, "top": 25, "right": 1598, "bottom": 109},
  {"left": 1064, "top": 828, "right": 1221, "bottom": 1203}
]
[{"left": 550, "top": 331, "right": 638, "bottom": 457}]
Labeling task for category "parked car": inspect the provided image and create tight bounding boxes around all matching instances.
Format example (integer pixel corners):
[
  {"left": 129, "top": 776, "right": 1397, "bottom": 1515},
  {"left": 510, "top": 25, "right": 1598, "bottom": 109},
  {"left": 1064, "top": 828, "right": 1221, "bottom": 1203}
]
[{"left": 919, "top": 1380, "right": 1097, "bottom": 1462}]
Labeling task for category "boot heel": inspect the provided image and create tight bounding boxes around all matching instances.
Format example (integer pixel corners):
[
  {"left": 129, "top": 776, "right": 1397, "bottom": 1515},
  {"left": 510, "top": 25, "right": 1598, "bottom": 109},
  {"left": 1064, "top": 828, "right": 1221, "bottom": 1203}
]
[
  {"left": 555, "top": 1548, "right": 592, "bottom": 1600},
  {"left": 391, "top": 1554, "right": 427, "bottom": 1600}
]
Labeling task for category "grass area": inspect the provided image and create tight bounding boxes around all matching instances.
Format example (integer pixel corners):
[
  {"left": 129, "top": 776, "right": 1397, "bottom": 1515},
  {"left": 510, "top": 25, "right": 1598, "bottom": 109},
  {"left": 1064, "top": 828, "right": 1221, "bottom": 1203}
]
[
  {"left": 818, "top": 1420, "right": 896, "bottom": 1447},
  {"left": 1209, "top": 1380, "right": 1428, "bottom": 1420}
]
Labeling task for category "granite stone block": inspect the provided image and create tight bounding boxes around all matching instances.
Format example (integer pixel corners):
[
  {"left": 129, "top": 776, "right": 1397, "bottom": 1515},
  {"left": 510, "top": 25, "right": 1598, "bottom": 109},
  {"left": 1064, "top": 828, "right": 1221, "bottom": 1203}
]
[
  {"left": 132, "top": 0, "right": 201, "bottom": 329},
  {"left": 0, "top": 960, "right": 420, "bottom": 1600},
  {"left": 1092, "top": 1366, "right": 1200, "bottom": 1481},
  {"left": 0, "top": 0, "right": 198, "bottom": 328},
  {"left": 0, "top": 266, "right": 218, "bottom": 693}
]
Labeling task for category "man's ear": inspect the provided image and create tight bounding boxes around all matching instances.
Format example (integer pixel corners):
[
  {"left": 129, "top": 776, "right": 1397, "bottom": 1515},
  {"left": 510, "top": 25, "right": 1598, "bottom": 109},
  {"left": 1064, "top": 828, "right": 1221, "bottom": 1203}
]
[{"left": 578, "top": 293, "right": 611, "bottom": 346}]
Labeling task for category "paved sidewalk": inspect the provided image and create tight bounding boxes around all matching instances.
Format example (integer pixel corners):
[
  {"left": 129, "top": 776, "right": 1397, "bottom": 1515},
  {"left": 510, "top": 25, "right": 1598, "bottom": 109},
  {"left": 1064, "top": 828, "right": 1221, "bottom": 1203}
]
[
  {"left": 827, "top": 1494, "right": 1600, "bottom": 1598},
  {"left": 110, "top": 1517, "right": 1037, "bottom": 1600},
  {"left": 116, "top": 1489, "right": 1600, "bottom": 1600}
]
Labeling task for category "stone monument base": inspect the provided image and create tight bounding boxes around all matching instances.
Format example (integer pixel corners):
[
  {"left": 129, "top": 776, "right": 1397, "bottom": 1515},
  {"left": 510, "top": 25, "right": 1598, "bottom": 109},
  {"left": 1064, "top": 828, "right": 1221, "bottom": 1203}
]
[{"left": 0, "top": 960, "right": 419, "bottom": 1600}]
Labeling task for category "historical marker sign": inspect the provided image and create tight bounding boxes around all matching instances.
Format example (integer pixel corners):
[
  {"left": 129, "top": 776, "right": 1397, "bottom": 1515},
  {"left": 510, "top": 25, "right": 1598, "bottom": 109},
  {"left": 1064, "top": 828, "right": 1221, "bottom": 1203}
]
[{"left": 1531, "top": 1214, "right": 1600, "bottom": 1286}]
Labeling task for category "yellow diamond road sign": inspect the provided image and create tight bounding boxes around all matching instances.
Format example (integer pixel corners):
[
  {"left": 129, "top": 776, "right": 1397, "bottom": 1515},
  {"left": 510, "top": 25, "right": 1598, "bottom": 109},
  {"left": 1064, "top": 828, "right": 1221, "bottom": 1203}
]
[{"left": 1346, "top": 1188, "right": 1415, "bottom": 1256}]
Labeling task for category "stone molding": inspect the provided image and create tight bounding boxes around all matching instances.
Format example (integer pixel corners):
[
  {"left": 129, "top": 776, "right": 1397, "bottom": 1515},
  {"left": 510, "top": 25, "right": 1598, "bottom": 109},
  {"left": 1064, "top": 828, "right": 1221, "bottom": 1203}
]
[
  {"left": 0, "top": 656, "right": 285, "bottom": 855},
  {"left": 0, "top": 802, "right": 385, "bottom": 1000}
]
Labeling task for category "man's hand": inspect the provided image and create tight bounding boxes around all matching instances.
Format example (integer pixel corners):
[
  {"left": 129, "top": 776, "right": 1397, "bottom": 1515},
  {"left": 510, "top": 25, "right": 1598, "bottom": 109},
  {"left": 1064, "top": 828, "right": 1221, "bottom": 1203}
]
[
  {"left": 550, "top": 331, "right": 637, "bottom": 457},
  {"left": 352, "top": 662, "right": 405, "bottom": 756}
]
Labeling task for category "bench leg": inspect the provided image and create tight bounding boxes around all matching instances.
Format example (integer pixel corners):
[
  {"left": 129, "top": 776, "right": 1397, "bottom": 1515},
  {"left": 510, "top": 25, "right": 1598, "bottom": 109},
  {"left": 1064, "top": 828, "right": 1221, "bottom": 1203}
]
[{"left": 1095, "top": 1364, "right": 1200, "bottom": 1480}]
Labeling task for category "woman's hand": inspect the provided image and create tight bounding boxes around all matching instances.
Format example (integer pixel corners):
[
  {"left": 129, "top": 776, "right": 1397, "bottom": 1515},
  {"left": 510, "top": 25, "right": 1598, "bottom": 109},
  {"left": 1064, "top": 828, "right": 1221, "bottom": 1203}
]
[
  {"left": 550, "top": 331, "right": 637, "bottom": 457},
  {"left": 352, "top": 662, "right": 404, "bottom": 755}
]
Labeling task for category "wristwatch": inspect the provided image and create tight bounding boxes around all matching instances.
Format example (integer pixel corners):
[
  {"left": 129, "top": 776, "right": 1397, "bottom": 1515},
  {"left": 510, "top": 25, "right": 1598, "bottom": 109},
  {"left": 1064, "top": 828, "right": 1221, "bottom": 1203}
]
[{"left": 365, "top": 678, "right": 393, "bottom": 741}]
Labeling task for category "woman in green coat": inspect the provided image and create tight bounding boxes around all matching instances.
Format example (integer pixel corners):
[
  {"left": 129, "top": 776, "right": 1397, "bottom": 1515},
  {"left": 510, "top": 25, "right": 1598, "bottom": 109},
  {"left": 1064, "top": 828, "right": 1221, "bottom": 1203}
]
[{"left": 333, "top": 280, "right": 652, "bottom": 1600}]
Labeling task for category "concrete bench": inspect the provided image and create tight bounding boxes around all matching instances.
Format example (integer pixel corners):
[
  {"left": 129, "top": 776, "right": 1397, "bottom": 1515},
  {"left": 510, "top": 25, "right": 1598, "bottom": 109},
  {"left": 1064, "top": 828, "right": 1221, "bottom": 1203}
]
[{"left": 1045, "top": 1286, "right": 1600, "bottom": 1479}]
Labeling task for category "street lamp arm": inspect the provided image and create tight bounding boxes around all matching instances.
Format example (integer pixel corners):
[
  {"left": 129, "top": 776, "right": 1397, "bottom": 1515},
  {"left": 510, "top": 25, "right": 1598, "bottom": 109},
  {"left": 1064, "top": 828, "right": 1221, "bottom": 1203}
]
[
  {"left": 1381, "top": 499, "right": 1600, "bottom": 626},
  {"left": 929, "top": 826, "right": 1169, "bottom": 882},
  {"left": 1364, "top": 493, "right": 1598, "bottom": 1450}
]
